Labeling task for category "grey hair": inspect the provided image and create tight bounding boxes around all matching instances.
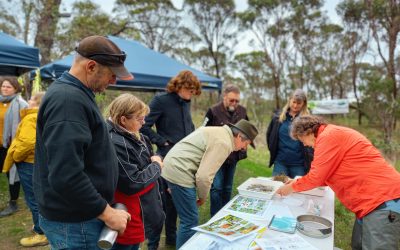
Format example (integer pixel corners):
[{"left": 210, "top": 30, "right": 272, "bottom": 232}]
[
  {"left": 223, "top": 84, "right": 240, "bottom": 95},
  {"left": 290, "top": 115, "right": 326, "bottom": 140}
]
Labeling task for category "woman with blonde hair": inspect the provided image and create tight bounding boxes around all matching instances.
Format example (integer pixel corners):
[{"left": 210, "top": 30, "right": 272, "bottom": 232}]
[
  {"left": 266, "top": 89, "right": 312, "bottom": 178},
  {"left": 106, "top": 93, "right": 164, "bottom": 250},
  {"left": 3, "top": 92, "right": 48, "bottom": 247}
]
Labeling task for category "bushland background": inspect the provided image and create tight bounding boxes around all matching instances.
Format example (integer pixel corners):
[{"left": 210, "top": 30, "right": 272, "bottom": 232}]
[
  {"left": 0, "top": 89, "right": 399, "bottom": 250},
  {"left": 1, "top": 1, "right": 400, "bottom": 249}
]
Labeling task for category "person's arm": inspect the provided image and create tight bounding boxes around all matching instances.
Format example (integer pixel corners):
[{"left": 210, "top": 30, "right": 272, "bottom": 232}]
[
  {"left": 196, "top": 142, "right": 231, "bottom": 201},
  {"left": 292, "top": 134, "right": 344, "bottom": 192},
  {"left": 140, "top": 96, "right": 167, "bottom": 146},
  {"left": 113, "top": 137, "right": 162, "bottom": 195},
  {"left": 266, "top": 118, "right": 275, "bottom": 150},
  {"left": 13, "top": 117, "right": 35, "bottom": 163},
  {"left": 203, "top": 108, "right": 213, "bottom": 127}
]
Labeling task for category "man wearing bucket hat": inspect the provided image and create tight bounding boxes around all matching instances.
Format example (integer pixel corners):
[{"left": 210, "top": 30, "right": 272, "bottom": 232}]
[
  {"left": 33, "top": 35, "right": 132, "bottom": 249},
  {"left": 161, "top": 119, "right": 258, "bottom": 248},
  {"left": 203, "top": 84, "right": 250, "bottom": 217}
]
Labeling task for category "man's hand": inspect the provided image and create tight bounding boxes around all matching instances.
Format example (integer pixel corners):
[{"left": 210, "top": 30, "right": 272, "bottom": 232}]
[
  {"left": 98, "top": 204, "right": 131, "bottom": 235},
  {"left": 196, "top": 198, "right": 205, "bottom": 207},
  {"left": 276, "top": 182, "right": 295, "bottom": 196}
]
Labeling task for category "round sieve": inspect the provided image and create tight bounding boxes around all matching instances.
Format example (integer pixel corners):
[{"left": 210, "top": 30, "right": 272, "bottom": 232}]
[{"left": 296, "top": 215, "right": 332, "bottom": 238}]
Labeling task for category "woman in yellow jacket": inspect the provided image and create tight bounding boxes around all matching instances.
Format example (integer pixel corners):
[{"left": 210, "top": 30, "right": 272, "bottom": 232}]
[{"left": 2, "top": 92, "right": 48, "bottom": 247}]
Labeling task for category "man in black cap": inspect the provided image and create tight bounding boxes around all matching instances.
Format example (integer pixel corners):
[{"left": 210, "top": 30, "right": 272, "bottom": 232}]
[
  {"left": 161, "top": 119, "right": 258, "bottom": 248},
  {"left": 33, "top": 35, "right": 132, "bottom": 249}
]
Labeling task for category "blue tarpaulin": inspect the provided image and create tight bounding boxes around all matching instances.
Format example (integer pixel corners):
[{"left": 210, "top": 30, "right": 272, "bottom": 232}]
[
  {"left": 0, "top": 32, "right": 40, "bottom": 76},
  {"left": 39, "top": 36, "right": 222, "bottom": 91}
]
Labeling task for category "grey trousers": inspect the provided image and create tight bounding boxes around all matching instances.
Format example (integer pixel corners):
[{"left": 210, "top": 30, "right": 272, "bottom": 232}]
[{"left": 351, "top": 209, "right": 400, "bottom": 250}]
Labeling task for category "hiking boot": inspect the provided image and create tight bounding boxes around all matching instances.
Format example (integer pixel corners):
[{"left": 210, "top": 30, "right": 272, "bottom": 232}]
[
  {"left": 20, "top": 233, "right": 49, "bottom": 247},
  {"left": 0, "top": 200, "right": 18, "bottom": 217}
]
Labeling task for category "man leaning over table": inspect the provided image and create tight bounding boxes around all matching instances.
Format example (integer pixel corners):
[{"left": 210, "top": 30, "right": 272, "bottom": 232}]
[{"left": 161, "top": 119, "right": 258, "bottom": 249}]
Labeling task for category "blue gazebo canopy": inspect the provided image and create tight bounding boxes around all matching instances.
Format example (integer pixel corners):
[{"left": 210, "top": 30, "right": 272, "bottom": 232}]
[
  {"left": 39, "top": 36, "right": 222, "bottom": 91},
  {"left": 0, "top": 32, "right": 40, "bottom": 76}
]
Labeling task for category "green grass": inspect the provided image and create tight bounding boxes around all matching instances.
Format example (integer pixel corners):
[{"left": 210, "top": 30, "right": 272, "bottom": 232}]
[{"left": 1, "top": 114, "right": 399, "bottom": 250}]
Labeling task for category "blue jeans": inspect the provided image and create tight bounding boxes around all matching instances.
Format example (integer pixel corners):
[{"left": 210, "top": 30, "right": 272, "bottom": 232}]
[
  {"left": 272, "top": 161, "right": 306, "bottom": 179},
  {"left": 39, "top": 214, "right": 104, "bottom": 249},
  {"left": 16, "top": 162, "right": 43, "bottom": 234},
  {"left": 111, "top": 243, "right": 139, "bottom": 250},
  {"left": 210, "top": 162, "right": 237, "bottom": 217},
  {"left": 167, "top": 181, "right": 198, "bottom": 249}
]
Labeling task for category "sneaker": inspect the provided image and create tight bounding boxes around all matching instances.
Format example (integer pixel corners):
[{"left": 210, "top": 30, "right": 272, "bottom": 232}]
[
  {"left": 0, "top": 200, "right": 18, "bottom": 217},
  {"left": 20, "top": 233, "right": 49, "bottom": 247}
]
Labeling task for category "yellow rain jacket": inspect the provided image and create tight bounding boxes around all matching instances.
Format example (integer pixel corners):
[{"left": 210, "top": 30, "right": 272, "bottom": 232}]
[{"left": 2, "top": 109, "right": 38, "bottom": 173}]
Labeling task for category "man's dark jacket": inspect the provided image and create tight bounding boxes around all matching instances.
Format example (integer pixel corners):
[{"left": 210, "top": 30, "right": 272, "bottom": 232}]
[
  {"left": 204, "top": 102, "right": 248, "bottom": 165},
  {"left": 33, "top": 72, "right": 118, "bottom": 222},
  {"left": 140, "top": 92, "right": 194, "bottom": 157},
  {"left": 266, "top": 113, "right": 314, "bottom": 169}
]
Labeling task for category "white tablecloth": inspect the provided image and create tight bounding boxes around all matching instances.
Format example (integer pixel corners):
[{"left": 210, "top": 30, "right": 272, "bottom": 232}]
[{"left": 181, "top": 181, "right": 335, "bottom": 250}]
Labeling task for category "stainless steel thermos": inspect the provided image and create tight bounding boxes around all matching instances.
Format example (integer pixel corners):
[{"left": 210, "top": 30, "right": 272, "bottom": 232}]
[{"left": 97, "top": 203, "right": 128, "bottom": 250}]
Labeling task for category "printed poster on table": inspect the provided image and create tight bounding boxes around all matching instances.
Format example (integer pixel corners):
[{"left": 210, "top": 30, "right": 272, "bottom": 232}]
[
  {"left": 225, "top": 195, "right": 272, "bottom": 218},
  {"left": 192, "top": 214, "right": 261, "bottom": 242}
]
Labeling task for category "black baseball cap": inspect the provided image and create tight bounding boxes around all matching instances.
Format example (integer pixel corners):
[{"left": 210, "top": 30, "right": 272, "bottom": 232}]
[{"left": 75, "top": 36, "right": 133, "bottom": 80}]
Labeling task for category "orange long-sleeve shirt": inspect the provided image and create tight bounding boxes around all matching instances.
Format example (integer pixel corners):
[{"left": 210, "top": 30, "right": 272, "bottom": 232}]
[{"left": 292, "top": 124, "right": 400, "bottom": 218}]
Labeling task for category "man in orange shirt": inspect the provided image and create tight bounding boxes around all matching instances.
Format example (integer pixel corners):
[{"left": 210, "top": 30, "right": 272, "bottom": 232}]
[{"left": 277, "top": 115, "right": 400, "bottom": 250}]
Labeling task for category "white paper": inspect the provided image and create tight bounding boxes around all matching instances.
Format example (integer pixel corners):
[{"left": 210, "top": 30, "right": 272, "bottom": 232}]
[
  {"left": 255, "top": 234, "right": 319, "bottom": 250},
  {"left": 180, "top": 230, "right": 257, "bottom": 250}
]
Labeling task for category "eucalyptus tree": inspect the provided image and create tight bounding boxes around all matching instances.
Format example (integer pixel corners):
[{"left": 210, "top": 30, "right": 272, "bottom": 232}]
[
  {"left": 337, "top": 0, "right": 369, "bottom": 124},
  {"left": 286, "top": 0, "right": 325, "bottom": 93},
  {"left": 183, "top": 0, "right": 237, "bottom": 79},
  {"left": 34, "top": 0, "right": 62, "bottom": 65},
  {"left": 364, "top": 0, "right": 400, "bottom": 147},
  {"left": 238, "top": 0, "right": 296, "bottom": 109},
  {"left": 0, "top": 1, "right": 21, "bottom": 36},
  {"left": 315, "top": 24, "right": 351, "bottom": 99},
  {"left": 233, "top": 51, "right": 272, "bottom": 125},
  {"left": 54, "top": 1, "right": 121, "bottom": 58},
  {"left": 0, "top": 0, "right": 61, "bottom": 65},
  {"left": 113, "top": 0, "right": 186, "bottom": 54},
  {"left": 0, "top": 0, "right": 37, "bottom": 44},
  {"left": 337, "top": 0, "right": 400, "bottom": 146}
]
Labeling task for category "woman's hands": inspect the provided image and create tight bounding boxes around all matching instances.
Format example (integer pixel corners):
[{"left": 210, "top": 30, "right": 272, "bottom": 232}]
[{"left": 276, "top": 180, "right": 295, "bottom": 196}]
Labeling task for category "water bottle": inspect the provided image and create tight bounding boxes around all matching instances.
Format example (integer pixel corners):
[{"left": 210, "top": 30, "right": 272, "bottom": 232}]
[{"left": 97, "top": 203, "right": 128, "bottom": 250}]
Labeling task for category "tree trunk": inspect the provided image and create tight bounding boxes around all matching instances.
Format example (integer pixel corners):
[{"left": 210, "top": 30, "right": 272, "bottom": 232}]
[{"left": 34, "top": 0, "right": 62, "bottom": 65}]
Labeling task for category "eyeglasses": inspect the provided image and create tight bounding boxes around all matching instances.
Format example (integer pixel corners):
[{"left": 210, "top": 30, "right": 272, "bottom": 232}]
[
  {"left": 134, "top": 116, "right": 146, "bottom": 123},
  {"left": 228, "top": 98, "right": 240, "bottom": 104}
]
